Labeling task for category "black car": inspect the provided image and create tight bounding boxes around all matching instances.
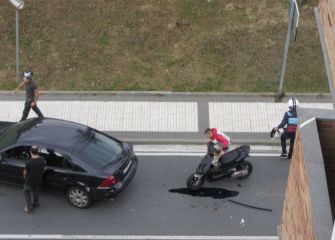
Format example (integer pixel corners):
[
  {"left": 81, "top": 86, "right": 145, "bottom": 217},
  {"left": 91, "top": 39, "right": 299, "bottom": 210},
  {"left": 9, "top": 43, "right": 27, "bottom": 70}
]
[{"left": 0, "top": 118, "right": 138, "bottom": 208}]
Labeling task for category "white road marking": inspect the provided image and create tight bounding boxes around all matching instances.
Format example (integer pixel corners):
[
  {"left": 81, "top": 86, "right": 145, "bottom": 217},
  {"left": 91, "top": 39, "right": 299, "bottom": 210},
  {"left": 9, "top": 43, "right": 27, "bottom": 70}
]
[
  {"left": 0, "top": 235, "right": 278, "bottom": 240},
  {"left": 135, "top": 152, "right": 279, "bottom": 157},
  {"left": 249, "top": 153, "right": 279, "bottom": 157},
  {"left": 134, "top": 144, "right": 280, "bottom": 156},
  {"left": 133, "top": 145, "right": 281, "bottom": 156}
]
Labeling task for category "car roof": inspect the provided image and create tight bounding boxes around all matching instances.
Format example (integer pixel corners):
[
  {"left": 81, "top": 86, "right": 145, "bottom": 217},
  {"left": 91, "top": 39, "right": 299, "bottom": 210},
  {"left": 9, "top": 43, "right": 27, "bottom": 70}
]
[{"left": 11, "top": 118, "right": 93, "bottom": 152}]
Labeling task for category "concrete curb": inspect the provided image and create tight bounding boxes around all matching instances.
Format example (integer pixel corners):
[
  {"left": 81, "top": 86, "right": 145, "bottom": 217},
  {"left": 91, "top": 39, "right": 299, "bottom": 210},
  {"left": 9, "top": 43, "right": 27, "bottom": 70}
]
[
  {"left": 1, "top": 90, "right": 331, "bottom": 99},
  {"left": 119, "top": 137, "right": 281, "bottom": 146}
]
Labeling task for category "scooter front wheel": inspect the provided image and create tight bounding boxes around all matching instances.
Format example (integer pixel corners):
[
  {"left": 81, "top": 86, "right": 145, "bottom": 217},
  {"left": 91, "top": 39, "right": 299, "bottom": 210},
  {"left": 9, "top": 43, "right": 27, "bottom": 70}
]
[{"left": 187, "top": 174, "right": 205, "bottom": 190}]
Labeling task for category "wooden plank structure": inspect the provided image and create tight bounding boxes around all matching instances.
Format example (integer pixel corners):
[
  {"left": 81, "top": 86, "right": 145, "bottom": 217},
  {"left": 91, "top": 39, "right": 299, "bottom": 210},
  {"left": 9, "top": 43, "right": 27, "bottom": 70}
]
[
  {"left": 280, "top": 128, "right": 316, "bottom": 240},
  {"left": 279, "top": 110, "right": 335, "bottom": 240}
]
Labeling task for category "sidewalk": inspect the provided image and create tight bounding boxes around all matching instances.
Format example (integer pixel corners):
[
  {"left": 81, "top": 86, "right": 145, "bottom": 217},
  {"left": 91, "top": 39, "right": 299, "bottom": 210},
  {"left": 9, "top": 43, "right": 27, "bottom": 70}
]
[{"left": 0, "top": 91, "right": 332, "bottom": 145}]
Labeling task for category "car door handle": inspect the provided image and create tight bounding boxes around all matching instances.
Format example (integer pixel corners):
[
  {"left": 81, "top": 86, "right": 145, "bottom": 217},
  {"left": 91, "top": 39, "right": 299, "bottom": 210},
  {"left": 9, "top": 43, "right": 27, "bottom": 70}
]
[{"left": 53, "top": 169, "right": 66, "bottom": 173}]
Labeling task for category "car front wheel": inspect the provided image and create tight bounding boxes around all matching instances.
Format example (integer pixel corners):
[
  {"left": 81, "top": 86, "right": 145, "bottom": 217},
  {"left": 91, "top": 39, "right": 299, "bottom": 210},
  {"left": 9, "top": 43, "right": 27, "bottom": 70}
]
[{"left": 66, "top": 186, "right": 93, "bottom": 209}]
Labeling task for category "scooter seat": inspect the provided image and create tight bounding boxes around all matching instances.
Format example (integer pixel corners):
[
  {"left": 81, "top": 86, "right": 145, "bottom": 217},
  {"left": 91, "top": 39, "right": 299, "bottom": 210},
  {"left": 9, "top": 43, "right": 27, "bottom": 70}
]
[
  {"left": 219, "top": 145, "right": 250, "bottom": 164},
  {"left": 219, "top": 150, "right": 239, "bottom": 164}
]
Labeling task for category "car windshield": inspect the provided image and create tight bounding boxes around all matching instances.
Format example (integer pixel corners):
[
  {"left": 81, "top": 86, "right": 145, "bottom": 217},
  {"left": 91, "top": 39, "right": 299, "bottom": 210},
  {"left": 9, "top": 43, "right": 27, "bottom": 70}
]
[
  {"left": 78, "top": 131, "right": 123, "bottom": 169},
  {"left": 0, "top": 121, "right": 29, "bottom": 150}
]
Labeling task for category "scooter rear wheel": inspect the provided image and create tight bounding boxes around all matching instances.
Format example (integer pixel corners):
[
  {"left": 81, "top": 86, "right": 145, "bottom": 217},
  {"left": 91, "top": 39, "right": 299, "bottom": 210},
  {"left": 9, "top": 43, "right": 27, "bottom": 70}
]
[
  {"left": 236, "top": 161, "right": 253, "bottom": 179},
  {"left": 187, "top": 174, "right": 205, "bottom": 190}
]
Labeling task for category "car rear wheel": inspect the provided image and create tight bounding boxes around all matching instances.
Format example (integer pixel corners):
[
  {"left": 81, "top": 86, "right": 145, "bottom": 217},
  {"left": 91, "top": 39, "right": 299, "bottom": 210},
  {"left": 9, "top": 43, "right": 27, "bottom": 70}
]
[{"left": 66, "top": 186, "right": 92, "bottom": 209}]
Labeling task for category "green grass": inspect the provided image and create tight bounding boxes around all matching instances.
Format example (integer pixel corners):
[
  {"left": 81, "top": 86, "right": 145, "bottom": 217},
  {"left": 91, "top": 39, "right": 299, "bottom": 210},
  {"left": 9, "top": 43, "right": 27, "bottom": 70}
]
[{"left": 0, "top": 0, "right": 328, "bottom": 93}]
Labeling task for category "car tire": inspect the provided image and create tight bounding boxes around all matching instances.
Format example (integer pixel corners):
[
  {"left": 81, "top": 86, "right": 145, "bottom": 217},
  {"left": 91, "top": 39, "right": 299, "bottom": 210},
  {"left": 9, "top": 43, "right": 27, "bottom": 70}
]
[{"left": 66, "top": 186, "right": 93, "bottom": 209}]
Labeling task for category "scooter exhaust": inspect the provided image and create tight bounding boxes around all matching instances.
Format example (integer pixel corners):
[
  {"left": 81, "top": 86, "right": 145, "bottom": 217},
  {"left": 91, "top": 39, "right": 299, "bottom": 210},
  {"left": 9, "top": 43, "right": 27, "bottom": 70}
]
[{"left": 230, "top": 169, "right": 249, "bottom": 178}]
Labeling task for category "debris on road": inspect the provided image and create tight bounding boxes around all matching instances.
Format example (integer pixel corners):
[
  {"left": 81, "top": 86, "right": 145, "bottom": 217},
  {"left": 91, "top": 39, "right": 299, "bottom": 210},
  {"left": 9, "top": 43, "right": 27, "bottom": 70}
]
[{"left": 228, "top": 199, "right": 272, "bottom": 212}]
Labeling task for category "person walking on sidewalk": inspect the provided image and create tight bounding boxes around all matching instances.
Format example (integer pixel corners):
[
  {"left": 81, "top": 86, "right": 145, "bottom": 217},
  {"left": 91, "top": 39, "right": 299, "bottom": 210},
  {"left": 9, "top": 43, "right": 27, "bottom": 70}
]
[
  {"left": 23, "top": 145, "right": 46, "bottom": 213},
  {"left": 204, "top": 128, "right": 231, "bottom": 168},
  {"left": 15, "top": 71, "right": 44, "bottom": 121},
  {"left": 274, "top": 98, "right": 299, "bottom": 160}
]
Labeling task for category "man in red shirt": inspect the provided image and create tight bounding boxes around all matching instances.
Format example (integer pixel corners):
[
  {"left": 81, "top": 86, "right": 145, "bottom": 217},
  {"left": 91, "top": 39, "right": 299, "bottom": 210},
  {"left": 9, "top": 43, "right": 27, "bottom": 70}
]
[{"left": 204, "top": 128, "right": 231, "bottom": 168}]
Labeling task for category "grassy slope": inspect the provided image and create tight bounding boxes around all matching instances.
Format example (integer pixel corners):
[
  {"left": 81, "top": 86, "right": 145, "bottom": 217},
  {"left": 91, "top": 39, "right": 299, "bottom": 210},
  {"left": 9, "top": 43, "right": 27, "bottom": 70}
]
[{"left": 0, "top": 0, "right": 329, "bottom": 92}]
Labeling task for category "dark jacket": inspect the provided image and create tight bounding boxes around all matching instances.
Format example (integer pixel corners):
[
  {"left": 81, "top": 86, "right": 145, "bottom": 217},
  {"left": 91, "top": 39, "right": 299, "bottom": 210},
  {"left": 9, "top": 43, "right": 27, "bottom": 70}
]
[{"left": 277, "top": 109, "right": 298, "bottom": 133}]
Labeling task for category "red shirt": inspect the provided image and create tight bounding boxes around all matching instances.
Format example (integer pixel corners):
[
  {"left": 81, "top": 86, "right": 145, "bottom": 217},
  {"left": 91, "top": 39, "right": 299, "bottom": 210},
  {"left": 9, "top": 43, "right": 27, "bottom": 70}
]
[{"left": 210, "top": 128, "right": 231, "bottom": 149}]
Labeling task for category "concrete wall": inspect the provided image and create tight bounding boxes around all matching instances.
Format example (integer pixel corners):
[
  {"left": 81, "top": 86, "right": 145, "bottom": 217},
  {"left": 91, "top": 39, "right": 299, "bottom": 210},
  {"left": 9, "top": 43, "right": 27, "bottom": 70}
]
[{"left": 280, "top": 128, "right": 316, "bottom": 240}]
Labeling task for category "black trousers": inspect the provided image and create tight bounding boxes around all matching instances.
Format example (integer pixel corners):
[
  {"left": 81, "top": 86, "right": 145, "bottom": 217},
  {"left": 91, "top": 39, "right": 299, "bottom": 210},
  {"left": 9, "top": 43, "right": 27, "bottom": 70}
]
[
  {"left": 20, "top": 100, "right": 44, "bottom": 121},
  {"left": 281, "top": 131, "right": 296, "bottom": 159},
  {"left": 23, "top": 184, "right": 40, "bottom": 210}
]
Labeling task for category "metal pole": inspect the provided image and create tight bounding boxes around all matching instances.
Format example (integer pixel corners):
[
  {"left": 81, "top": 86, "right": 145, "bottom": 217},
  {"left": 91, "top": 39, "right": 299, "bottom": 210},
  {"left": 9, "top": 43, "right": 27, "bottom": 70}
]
[
  {"left": 277, "top": 0, "right": 294, "bottom": 98},
  {"left": 15, "top": 8, "right": 19, "bottom": 80}
]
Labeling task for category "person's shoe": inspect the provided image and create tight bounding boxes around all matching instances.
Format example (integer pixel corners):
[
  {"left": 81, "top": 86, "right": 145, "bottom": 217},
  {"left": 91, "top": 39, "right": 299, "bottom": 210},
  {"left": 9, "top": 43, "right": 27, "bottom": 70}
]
[
  {"left": 33, "top": 203, "right": 39, "bottom": 209},
  {"left": 280, "top": 153, "right": 287, "bottom": 158},
  {"left": 24, "top": 206, "right": 33, "bottom": 213}
]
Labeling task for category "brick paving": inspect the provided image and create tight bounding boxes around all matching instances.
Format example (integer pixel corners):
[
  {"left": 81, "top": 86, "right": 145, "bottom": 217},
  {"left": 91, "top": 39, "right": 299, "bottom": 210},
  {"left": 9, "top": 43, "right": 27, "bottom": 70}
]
[{"left": 0, "top": 91, "right": 332, "bottom": 144}]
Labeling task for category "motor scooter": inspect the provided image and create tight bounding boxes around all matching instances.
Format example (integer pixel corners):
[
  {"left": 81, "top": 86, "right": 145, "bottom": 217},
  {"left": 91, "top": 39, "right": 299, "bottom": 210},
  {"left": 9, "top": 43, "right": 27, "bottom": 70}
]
[{"left": 186, "top": 145, "right": 253, "bottom": 190}]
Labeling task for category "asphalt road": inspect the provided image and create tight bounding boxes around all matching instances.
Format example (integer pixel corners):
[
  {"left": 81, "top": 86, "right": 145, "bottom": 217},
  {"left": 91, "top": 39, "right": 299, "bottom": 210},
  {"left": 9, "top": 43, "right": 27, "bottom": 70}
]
[{"left": 0, "top": 154, "right": 289, "bottom": 237}]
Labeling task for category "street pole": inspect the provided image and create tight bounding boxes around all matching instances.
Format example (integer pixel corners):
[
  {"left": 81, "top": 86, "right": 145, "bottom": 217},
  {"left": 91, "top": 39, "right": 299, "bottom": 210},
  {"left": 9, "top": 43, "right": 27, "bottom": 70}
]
[
  {"left": 7, "top": 0, "right": 24, "bottom": 80},
  {"left": 16, "top": 8, "right": 19, "bottom": 80},
  {"left": 277, "top": 0, "right": 295, "bottom": 99}
]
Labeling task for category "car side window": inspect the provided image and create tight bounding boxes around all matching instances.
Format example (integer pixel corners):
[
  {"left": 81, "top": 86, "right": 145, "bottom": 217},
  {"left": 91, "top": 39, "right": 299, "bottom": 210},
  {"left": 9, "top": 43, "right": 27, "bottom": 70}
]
[
  {"left": 2, "top": 145, "right": 31, "bottom": 161},
  {"left": 39, "top": 148, "right": 73, "bottom": 170}
]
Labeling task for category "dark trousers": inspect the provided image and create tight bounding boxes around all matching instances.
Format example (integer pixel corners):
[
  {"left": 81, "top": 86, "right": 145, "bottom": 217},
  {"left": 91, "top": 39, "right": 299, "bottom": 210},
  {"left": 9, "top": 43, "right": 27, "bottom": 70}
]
[
  {"left": 23, "top": 184, "right": 40, "bottom": 210},
  {"left": 281, "top": 131, "right": 296, "bottom": 159},
  {"left": 20, "top": 100, "right": 44, "bottom": 121}
]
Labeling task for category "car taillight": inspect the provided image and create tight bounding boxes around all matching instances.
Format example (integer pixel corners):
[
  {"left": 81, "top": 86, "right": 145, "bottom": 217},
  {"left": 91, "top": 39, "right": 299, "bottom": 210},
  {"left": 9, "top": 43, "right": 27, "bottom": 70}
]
[{"left": 98, "top": 175, "right": 119, "bottom": 189}]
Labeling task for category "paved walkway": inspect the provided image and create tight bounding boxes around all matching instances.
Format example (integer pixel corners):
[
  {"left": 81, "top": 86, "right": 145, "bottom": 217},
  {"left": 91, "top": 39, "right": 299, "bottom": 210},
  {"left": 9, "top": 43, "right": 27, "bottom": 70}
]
[{"left": 0, "top": 91, "right": 332, "bottom": 144}]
